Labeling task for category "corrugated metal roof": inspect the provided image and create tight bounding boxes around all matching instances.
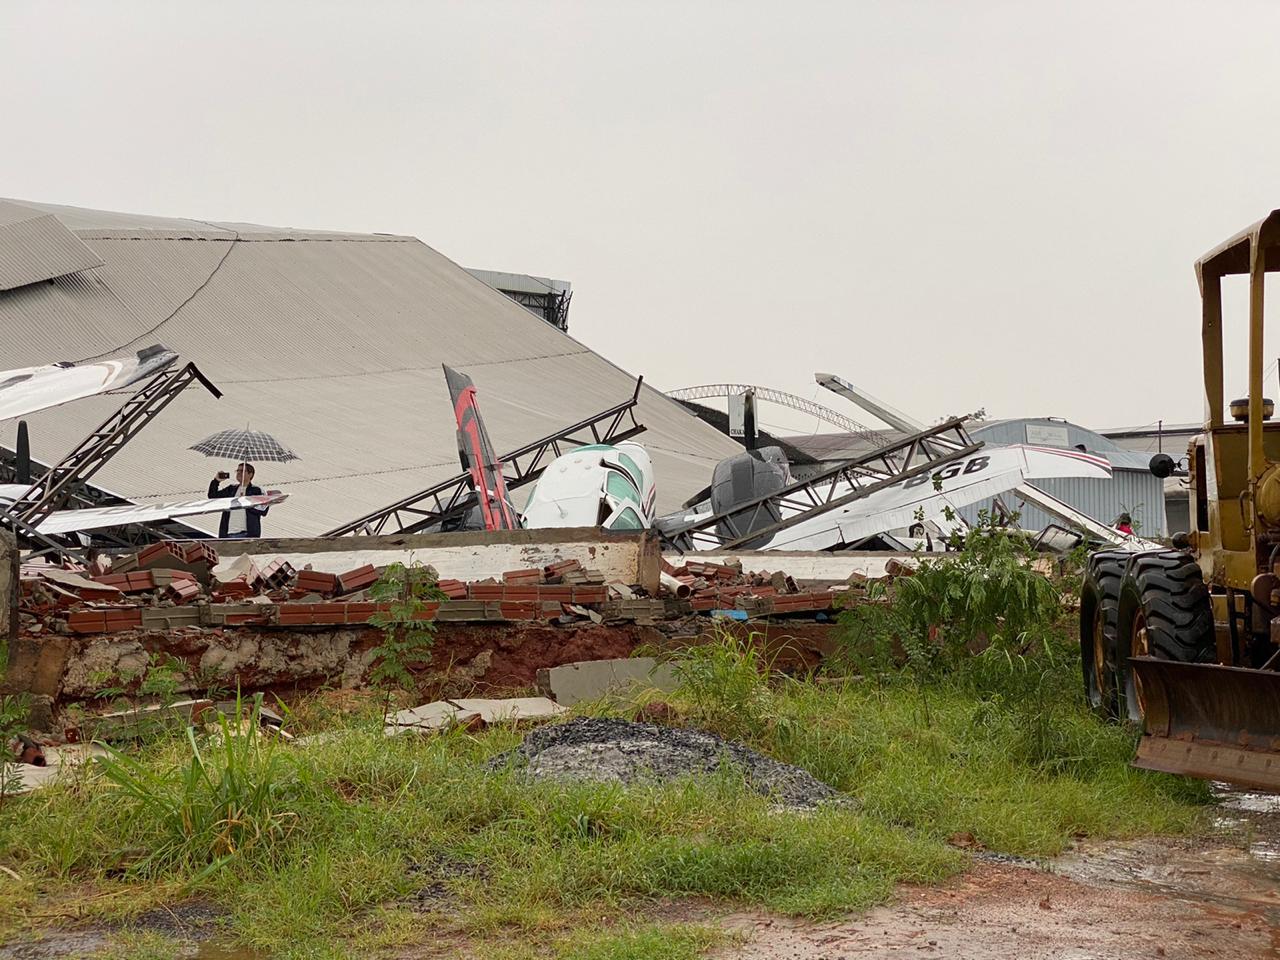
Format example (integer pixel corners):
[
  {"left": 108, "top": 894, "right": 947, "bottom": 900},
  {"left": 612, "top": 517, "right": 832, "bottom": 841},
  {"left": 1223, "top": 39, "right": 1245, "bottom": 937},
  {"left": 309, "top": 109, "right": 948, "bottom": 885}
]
[
  {"left": 0, "top": 200, "right": 103, "bottom": 291},
  {"left": 0, "top": 198, "right": 740, "bottom": 536}
]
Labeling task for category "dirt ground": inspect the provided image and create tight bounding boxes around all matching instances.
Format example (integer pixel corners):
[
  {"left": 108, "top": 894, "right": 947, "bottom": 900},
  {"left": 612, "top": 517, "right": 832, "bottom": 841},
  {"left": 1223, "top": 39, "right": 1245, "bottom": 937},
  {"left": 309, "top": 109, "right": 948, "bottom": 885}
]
[{"left": 701, "top": 787, "right": 1280, "bottom": 960}]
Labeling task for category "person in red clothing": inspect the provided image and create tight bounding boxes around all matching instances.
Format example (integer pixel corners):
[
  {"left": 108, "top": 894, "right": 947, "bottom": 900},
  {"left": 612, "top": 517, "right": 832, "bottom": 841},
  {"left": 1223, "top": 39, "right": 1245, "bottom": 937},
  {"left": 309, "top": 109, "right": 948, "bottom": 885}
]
[{"left": 1114, "top": 512, "right": 1134, "bottom": 536}]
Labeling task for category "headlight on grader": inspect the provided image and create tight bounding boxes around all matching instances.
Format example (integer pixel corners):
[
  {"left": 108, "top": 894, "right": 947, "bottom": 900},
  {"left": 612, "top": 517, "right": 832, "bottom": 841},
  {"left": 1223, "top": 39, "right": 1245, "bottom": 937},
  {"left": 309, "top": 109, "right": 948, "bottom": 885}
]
[{"left": 1257, "top": 464, "right": 1280, "bottom": 528}]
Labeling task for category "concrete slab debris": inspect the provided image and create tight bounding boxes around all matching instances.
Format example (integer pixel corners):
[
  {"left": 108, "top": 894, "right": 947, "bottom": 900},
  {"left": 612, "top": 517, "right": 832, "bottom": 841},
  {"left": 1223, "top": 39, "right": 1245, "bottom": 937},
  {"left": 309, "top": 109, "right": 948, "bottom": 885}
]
[
  {"left": 66, "top": 699, "right": 214, "bottom": 743},
  {"left": 385, "top": 696, "right": 564, "bottom": 735},
  {"left": 447, "top": 697, "right": 566, "bottom": 724},
  {"left": 386, "top": 700, "right": 476, "bottom": 733},
  {"left": 537, "top": 656, "right": 678, "bottom": 706},
  {"left": 2, "top": 742, "right": 107, "bottom": 795}
]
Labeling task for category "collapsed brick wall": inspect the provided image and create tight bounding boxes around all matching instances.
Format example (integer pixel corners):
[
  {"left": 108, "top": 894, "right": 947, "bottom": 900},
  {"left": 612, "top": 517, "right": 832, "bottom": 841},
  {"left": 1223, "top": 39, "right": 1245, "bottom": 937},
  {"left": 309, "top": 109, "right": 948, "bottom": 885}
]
[{"left": 5, "top": 537, "right": 868, "bottom": 731}]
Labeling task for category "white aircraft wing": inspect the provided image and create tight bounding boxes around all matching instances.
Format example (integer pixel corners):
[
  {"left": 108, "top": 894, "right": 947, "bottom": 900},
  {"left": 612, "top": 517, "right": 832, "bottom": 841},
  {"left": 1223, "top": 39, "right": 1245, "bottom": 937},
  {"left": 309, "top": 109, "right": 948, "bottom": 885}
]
[
  {"left": 0, "top": 345, "right": 177, "bottom": 422},
  {"left": 34, "top": 492, "right": 288, "bottom": 535},
  {"left": 760, "top": 445, "right": 1111, "bottom": 551}
]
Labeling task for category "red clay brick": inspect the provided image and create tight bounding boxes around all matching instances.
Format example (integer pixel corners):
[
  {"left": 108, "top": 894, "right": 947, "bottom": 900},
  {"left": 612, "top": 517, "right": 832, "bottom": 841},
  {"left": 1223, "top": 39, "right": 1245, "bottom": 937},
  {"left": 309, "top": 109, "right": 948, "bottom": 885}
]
[
  {"left": 337, "top": 564, "right": 378, "bottom": 594},
  {"left": 296, "top": 571, "right": 339, "bottom": 595},
  {"left": 167, "top": 579, "right": 202, "bottom": 604},
  {"left": 503, "top": 567, "right": 543, "bottom": 584}
]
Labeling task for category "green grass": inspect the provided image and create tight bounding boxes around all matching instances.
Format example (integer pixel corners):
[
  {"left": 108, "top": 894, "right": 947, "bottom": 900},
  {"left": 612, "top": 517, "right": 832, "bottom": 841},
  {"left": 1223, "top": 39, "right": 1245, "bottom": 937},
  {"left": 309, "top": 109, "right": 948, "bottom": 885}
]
[
  {"left": 486, "top": 923, "right": 724, "bottom": 960},
  {"left": 0, "top": 631, "right": 1211, "bottom": 959}
]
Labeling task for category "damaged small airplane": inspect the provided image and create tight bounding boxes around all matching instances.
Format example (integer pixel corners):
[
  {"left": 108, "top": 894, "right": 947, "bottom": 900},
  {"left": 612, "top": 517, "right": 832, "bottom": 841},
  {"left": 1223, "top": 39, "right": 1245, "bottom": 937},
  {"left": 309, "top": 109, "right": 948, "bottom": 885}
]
[{"left": 434, "top": 365, "right": 1117, "bottom": 552}]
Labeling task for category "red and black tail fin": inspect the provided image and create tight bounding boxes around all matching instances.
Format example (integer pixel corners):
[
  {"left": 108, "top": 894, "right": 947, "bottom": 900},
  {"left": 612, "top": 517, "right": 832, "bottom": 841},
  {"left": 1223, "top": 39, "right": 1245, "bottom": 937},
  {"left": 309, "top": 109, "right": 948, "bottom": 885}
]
[{"left": 442, "top": 364, "right": 518, "bottom": 531}]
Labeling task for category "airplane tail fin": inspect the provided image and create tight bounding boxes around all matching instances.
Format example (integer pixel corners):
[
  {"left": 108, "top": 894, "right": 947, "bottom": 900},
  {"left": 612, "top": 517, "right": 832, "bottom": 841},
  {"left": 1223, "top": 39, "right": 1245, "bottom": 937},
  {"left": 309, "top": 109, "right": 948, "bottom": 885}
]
[{"left": 442, "top": 364, "right": 519, "bottom": 531}]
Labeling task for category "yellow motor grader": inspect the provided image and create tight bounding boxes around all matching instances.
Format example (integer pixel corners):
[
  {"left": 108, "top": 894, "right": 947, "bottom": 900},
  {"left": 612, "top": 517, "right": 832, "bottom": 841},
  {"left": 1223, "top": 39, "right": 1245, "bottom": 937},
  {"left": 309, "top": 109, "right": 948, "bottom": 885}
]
[{"left": 1081, "top": 211, "right": 1280, "bottom": 791}]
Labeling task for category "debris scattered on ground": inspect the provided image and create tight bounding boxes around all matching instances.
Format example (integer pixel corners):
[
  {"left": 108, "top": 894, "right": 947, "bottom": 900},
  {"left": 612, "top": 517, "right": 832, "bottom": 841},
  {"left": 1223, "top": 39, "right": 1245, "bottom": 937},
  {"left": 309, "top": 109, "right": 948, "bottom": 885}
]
[
  {"left": 447, "top": 697, "right": 566, "bottom": 725},
  {"left": 63, "top": 698, "right": 214, "bottom": 743},
  {"left": 490, "top": 717, "right": 843, "bottom": 809},
  {"left": 294, "top": 696, "right": 568, "bottom": 744},
  {"left": 1, "top": 743, "right": 107, "bottom": 796}
]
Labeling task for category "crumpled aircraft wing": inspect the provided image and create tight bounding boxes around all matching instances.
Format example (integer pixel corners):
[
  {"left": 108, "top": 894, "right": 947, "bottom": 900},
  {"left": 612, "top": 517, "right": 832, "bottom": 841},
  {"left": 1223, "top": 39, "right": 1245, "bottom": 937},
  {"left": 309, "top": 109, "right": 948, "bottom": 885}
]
[
  {"left": 761, "top": 444, "right": 1111, "bottom": 551},
  {"left": 0, "top": 345, "right": 177, "bottom": 423},
  {"left": 33, "top": 492, "right": 288, "bottom": 536}
]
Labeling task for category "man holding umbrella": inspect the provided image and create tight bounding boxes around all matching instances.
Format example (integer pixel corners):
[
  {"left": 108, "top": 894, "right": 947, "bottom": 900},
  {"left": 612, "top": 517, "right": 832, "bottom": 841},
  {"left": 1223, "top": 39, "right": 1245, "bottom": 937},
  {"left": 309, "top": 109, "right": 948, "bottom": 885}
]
[
  {"left": 208, "top": 463, "right": 269, "bottom": 539},
  {"left": 191, "top": 427, "right": 298, "bottom": 539}
]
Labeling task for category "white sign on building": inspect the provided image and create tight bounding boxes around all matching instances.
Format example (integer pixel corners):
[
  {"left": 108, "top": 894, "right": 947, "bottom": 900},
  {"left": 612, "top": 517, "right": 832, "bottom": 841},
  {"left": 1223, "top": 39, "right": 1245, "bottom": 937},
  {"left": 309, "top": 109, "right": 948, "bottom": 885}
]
[{"left": 1025, "top": 423, "right": 1071, "bottom": 447}]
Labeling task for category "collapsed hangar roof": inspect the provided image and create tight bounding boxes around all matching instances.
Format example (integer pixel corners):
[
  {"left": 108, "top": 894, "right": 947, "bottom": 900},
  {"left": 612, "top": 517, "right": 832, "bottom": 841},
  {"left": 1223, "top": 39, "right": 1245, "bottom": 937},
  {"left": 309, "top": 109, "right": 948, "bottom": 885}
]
[{"left": 0, "top": 198, "right": 740, "bottom": 536}]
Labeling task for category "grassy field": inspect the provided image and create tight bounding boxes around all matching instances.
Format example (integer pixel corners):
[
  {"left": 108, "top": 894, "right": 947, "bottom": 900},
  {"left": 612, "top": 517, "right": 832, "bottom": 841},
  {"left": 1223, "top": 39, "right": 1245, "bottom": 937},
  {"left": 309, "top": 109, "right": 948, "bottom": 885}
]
[
  {"left": 0, "top": 530, "right": 1215, "bottom": 959},
  {"left": 0, "top": 624, "right": 1210, "bottom": 960}
]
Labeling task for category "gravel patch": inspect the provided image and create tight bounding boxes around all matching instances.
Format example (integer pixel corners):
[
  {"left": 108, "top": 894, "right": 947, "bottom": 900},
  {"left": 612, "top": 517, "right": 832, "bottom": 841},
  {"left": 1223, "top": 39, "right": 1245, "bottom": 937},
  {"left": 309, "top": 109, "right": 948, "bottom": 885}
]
[{"left": 489, "top": 717, "right": 843, "bottom": 810}]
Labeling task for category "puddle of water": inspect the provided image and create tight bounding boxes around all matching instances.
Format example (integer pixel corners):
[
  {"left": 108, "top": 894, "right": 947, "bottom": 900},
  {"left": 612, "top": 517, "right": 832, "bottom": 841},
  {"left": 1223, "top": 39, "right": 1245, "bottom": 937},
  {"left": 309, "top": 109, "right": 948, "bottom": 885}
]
[
  {"left": 1213, "top": 784, "right": 1280, "bottom": 864},
  {"left": 1215, "top": 786, "right": 1280, "bottom": 814},
  {"left": 1048, "top": 783, "right": 1280, "bottom": 922}
]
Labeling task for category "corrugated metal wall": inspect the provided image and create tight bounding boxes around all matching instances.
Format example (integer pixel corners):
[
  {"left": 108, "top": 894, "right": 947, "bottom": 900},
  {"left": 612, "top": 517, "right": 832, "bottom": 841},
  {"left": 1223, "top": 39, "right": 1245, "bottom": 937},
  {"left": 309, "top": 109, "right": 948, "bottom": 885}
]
[{"left": 957, "top": 471, "right": 1166, "bottom": 537}]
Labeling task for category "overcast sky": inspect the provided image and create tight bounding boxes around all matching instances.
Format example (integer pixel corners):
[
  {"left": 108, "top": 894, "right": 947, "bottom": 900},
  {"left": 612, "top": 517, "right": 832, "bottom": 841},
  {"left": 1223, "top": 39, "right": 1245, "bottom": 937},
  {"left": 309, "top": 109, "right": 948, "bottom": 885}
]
[{"left": 4, "top": 1, "right": 1279, "bottom": 435}]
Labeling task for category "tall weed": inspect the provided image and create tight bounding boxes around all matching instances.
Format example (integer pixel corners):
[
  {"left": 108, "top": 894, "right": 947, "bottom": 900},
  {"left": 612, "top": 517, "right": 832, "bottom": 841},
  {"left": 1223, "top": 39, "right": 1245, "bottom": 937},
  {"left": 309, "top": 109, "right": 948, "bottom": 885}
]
[
  {"left": 94, "top": 698, "right": 305, "bottom": 876},
  {"left": 665, "top": 628, "right": 788, "bottom": 741}
]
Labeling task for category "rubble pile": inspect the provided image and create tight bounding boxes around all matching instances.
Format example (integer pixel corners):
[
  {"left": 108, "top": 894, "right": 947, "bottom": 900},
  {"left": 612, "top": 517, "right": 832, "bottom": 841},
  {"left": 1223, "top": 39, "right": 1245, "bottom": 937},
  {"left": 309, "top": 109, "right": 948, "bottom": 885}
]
[
  {"left": 17, "top": 546, "right": 882, "bottom": 639},
  {"left": 490, "top": 716, "right": 843, "bottom": 810}
]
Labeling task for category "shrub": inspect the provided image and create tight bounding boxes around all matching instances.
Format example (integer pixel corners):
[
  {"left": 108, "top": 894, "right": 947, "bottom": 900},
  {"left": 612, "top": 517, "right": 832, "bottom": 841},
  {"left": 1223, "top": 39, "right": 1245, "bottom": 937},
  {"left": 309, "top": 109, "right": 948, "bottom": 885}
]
[{"left": 837, "top": 513, "right": 1061, "bottom": 682}]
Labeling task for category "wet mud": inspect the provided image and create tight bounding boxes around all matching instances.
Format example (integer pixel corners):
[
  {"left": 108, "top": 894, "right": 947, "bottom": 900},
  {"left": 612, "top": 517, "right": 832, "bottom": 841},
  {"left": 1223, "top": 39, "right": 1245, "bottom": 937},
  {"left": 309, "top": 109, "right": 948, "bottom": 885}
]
[{"left": 712, "top": 784, "right": 1280, "bottom": 959}]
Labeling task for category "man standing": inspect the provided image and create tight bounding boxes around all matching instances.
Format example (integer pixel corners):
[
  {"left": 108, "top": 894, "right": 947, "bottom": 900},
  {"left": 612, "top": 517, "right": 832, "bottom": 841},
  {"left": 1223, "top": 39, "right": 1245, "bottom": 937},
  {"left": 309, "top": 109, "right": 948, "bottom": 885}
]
[{"left": 208, "top": 462, "right": 269, "bottom": 539}]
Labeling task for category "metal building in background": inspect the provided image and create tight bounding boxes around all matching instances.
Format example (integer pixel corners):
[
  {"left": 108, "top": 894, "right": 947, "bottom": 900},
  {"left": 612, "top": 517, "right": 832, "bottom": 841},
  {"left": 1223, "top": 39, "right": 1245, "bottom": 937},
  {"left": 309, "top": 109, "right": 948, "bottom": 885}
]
[
  {"left": 466, "top": 269, "right": 572, "bottom": 332},
  {"left": 965, "top": 419, "right": 1168, "bottom": 536},
  {"left": 1100, "top": 421, "right": 1200, "bottom": 534},
  {"left": 0, "top": 199, "right": 738, "bottom": 536}
]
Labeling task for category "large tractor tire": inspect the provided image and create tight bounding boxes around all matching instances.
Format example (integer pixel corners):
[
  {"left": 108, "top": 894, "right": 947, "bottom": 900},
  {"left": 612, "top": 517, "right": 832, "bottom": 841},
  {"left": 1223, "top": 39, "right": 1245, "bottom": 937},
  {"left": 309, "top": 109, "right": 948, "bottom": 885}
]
[
  {"left": 1079, "top": 550, "right": 1128, "bottom": 719},
  {"left": 1116, "top": 551, "right": 1215, "bottom": 723}
]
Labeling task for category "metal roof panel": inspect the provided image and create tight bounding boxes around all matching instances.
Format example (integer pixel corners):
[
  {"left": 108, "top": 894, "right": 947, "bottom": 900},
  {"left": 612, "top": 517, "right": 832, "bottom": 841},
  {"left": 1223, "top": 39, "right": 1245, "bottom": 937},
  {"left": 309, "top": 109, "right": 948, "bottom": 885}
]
[{"left": 0, "top": 201, "right": 103, "bottom": 291}]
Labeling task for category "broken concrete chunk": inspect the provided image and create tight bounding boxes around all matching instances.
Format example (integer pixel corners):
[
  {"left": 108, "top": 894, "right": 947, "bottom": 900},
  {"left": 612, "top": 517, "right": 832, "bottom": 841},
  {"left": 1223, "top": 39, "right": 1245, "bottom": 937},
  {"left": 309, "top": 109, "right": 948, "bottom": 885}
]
[
  {"left": 536, "top": 657, "right": 679, "bottom": 707},
  {"left": 446, "top": 697, "right": 566, "bottom": 725},
  {"left": 386, "top": 700, "right": 472, "bottom": 732},
  {"left": 66, "top": 699, "right": 214, "bottom": 743},
  {"left": 1, "top": 742, "right": 108, "bottom": 795}
]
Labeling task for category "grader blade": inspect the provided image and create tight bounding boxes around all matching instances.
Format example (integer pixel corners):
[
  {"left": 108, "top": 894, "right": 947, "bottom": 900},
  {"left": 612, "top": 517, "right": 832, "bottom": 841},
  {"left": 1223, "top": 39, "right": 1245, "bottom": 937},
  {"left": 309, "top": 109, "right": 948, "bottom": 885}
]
[{"left": 1129, "top": 657, "right": 1280, "bottom": 791}]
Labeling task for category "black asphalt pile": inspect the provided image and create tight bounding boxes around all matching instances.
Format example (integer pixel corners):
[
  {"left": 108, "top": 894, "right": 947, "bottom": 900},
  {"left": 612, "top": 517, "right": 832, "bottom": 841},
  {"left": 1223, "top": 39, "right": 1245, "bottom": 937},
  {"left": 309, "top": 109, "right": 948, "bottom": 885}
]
[{"left": 490, "top": 717, "right": 842, "bottom": 810}]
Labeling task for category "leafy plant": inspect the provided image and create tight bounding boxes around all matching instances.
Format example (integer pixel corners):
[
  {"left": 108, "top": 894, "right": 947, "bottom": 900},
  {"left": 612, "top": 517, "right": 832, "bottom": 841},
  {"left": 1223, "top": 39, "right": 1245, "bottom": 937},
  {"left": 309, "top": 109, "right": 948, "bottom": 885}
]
[
  {"left": 138, "top": 653, "right": 187, "bottom": 705},
  {"left": 367, "top": 560, "right": 446, "bottom": 690},
  {"left": 837, "top": 512, "right": 1062, "bottom": 683},
  {"left": 88, "top": 666, "right": 130, "bottom": 707}
]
